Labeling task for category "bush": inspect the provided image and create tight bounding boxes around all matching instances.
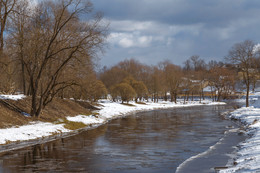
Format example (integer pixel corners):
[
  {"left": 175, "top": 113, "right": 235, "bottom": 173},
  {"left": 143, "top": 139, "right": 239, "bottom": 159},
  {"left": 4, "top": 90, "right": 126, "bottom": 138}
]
[
  {"left": 132, "top": 81, "right": 148, "bottom": 102},
  {"left": 111, "top": 83, "right": 136, "bottom": 103}
]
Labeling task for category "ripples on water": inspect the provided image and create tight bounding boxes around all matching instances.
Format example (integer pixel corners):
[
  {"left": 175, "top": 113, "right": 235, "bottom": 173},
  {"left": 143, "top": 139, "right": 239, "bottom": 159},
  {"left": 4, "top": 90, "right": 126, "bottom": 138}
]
[{"left": 0, "top": 104, "right": 245, "bottom": 173}]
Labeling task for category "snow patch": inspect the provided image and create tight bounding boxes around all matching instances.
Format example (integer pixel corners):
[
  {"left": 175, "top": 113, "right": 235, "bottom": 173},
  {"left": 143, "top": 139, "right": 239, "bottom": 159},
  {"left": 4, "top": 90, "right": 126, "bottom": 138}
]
[
  {"left": 0, "top": 94, "right": 26, "bottom": 100},
  {"left": 67, "top": 115, "right": 105, "bottom": 124},
  {"left": 0, "top": 122, "right": 70, "bottom": 145}
]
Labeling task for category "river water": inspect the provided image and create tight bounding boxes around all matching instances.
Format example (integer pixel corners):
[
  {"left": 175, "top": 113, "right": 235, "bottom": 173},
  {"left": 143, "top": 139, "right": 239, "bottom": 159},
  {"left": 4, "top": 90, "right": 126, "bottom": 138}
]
[{"left": 0, "top": 104, "right": 246, "bottom": 173}]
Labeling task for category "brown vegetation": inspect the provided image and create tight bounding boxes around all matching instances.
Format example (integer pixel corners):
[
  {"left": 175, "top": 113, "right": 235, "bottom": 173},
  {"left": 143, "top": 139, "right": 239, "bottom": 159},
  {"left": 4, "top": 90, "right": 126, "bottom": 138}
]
[
  {"left": 0, "top": 97, "right": 92, "bottom": 128},
  {"left": 111, "top": 82, "right": 136, "bottom": 103},
  {"left": 0, "top": 0, "right": 107, "bottom": 117}
]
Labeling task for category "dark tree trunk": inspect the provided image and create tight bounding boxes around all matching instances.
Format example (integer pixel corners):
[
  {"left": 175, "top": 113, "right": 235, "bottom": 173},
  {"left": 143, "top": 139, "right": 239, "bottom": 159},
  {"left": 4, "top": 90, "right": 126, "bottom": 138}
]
[
  {"left": 164, "top": 91, "right": 167, "bottom": 101},
  {"left": 246, "top": 84, "right": 250, "bottom": 107},
  {"left": 21, "top": 60, "right": 26, "bottom": 94}
]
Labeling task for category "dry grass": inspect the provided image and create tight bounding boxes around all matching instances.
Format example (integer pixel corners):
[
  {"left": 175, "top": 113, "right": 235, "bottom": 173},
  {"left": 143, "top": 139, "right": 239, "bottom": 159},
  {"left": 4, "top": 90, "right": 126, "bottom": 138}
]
[
  {"left": 54, "top": 118, "right": 87, "bottom": 130},
  {"left": 0, "top": 97, "right": 93, "bottom": 128},
  {"left": 136, "top": 102, "right": 146, "bottom": 105},
  {"left": 121, "top": 103, "right": 136, "bottom": 107},
  {"left": 0, "top": 103, "right": 31, "bottom": 128},
  {"left": 63, "top": 120, "right": 87, "bottom": 130}
]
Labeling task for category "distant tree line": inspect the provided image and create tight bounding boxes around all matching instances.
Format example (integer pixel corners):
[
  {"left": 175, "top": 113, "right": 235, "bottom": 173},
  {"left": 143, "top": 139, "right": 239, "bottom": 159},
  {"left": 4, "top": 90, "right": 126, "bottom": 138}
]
[
  {"left": 100, "top": 40, "right": 260, "bottom": 108},
  {"left": 99, "top": 58, "right": 234, "bottom": 104},
  {"left": 0, "top": 0, "right": 259, "bottom": 117}
]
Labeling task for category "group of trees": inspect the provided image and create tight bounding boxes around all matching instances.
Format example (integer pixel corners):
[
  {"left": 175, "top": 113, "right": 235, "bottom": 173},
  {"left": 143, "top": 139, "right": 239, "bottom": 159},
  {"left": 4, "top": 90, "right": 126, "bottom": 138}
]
[
  {"left": 0, "top": 0, "right": 107, "bottom": 116},
  {"left": 99, "top": 58, "right": 238, "bottom": 105},
  {"left": 99, "top": 40, "right": 260, "bottom": 107},
  {"left": 0, "top": 0, "right": 259, "bottom": 118},
  {"left": 110, "top": 76, "right": 148, "bottom": 103}
]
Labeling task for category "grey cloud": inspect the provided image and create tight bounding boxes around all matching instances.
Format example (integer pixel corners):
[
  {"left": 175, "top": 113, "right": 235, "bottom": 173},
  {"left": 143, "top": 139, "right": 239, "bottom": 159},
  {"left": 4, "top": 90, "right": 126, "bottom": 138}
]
[
  {"left": 93, "top": 0, "right": 260, "bottom": 27},
  {"left": 91, "top": 0, "right": 260, "bottom": 67}
]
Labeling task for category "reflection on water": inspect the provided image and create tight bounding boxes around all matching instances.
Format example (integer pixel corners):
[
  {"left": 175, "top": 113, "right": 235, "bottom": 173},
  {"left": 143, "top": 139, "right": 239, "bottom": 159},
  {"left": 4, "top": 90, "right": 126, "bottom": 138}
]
[{"left": 0, "top": 105, "right": 242, "bottom": 173}]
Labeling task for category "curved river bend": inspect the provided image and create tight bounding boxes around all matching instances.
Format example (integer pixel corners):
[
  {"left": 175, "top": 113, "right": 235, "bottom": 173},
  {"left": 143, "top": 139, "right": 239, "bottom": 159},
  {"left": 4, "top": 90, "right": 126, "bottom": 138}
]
[{"left": 0, "top": 104, "right": 245, "bottom": 173}]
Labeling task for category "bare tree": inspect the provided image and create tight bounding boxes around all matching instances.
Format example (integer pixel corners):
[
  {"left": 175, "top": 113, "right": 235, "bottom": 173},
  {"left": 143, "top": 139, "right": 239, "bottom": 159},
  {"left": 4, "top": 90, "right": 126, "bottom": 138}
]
[
  {"left": 118, "top": 59, "right": 145, "bottom": 81},
  {"left": 150, "top": 67, "right": 163, "bottom": 102},
  {"left": 183, "top": 59, "right": 192, "bottom": 71},
  {"left": 10, "top": 0, "right": 107, "bottom": 117},
  {"left": 8, "top": 0, "right": 32, "bottom": 94},
  {"left": 190, "top": 55, "right": 206, "bottom": 71},
  {"left": 0, "top": 0, "right": 16, "bottom": 52},
  {"left": 160, "top": 61, "right": 182, "bottom": 103},
  {"left": 100, "top": 66, "right": 128, "bottom": 90},
  {"left": 226, "top": 40, "right": 256, "bottom": 107},
  {"left": 208, "top": 67, "right": 236, "bottom": 101}
]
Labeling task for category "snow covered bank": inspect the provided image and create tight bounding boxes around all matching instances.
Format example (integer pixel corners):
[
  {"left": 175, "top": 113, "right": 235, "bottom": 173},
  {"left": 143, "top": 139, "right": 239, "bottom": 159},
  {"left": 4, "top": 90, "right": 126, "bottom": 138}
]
[
  {"left": 220, "top": 94, "right": 260, "bottom": 173},
  {"left": 220, "top": 107, "right": 260, "bottom": 173},
  {"left": 0, "top": 122, "right": 71, "bottom": 144},
  {"left": 0, "top": 99, "right": 225, "bottom": 146},
  {"left": 97, "top": 99, "right": 226, "bottom": 120}
]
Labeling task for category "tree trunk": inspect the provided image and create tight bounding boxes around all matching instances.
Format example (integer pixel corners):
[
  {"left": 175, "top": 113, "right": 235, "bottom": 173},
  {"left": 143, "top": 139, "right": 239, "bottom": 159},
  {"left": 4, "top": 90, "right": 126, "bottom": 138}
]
[
  {"left": 36, "top": 99, "right": 43, "bottom": 117},
  {"left": 246, "top": 84, "right": 250, "bottom": 107},
  {"left": 164, "top": 91, "right": 167, "bottom": 101},
  {"left": 199, "top": 92, "right": 202, "bottom": 103},
  {"left": 184, "top": 92, "right": 187, "bottom": 104},
  {"left": 30, "top": 91, "right": 37, "bottom": 117},
  {"left": 0, "top": 25, "right": 4, "bottom": 52},
  {"left": 170, "top": 91, "right": 174, "bottom": 102},
  {"left": 21, "top": 60, "right": 26, "bottom": 94},
  {"left": 30, "top": 76, "right": 42, "bottom": 117}
]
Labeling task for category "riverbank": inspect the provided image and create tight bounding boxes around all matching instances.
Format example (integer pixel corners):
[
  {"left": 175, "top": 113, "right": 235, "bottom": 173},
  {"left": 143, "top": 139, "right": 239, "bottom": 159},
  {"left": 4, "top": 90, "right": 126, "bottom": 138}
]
[
  {"left": 220, "top": 97, "right": 260, "bottom": 173},
  {"left": 220, "top": 94, "right": 260, "bottom": 173},
  {"left": 0, "top": 96, "right": 225, "bottom": 146}
]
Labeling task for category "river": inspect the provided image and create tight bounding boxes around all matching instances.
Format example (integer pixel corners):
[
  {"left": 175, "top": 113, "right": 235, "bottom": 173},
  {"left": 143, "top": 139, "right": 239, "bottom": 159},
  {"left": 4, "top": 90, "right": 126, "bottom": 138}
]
[{"left": 0, "top": 104, "right": 246, "bottom": 173}]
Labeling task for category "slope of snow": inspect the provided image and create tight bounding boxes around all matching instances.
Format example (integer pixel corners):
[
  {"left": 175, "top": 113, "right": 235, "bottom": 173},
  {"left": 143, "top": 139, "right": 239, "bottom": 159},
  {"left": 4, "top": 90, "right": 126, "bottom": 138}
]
[
  {"left": 220, "top": 94, "right": 260, "bottom": 173},
  {"left": 0, "top": 122, "right": 71, "bottom": 144},
  {"left": 66, "top": 115, "right": 105, "bottom": 124},
  {"left": 96, "top": 100, "right": 225, "bottom": 120}
]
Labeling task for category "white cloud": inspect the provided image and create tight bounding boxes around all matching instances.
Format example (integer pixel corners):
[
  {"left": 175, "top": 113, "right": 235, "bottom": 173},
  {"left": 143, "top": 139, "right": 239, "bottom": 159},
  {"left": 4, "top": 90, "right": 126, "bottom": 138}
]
[
  {"left": 108, "top": 32, "right": 155, "bottom": 48},
  {"left": 107, "top": 19, "right": 207, "bottom": 51},
  {"left": 110, "top": 20, "right": 155, "bottom": 32},
  {"left": 119, "top": 37, "right": 134, "bottom": 48},
  {"left": 253, "top": 43, "right": 260, "bottom": 54},
  {"left": 138, "top": 36, "right": 153, "bottom": 47}
]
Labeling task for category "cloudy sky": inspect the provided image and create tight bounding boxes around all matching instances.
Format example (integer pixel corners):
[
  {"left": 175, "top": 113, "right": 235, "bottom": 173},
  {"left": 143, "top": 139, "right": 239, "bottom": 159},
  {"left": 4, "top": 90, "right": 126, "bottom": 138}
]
[{"left": 92, "top": 0, "right": 260, "bottom": 67}]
